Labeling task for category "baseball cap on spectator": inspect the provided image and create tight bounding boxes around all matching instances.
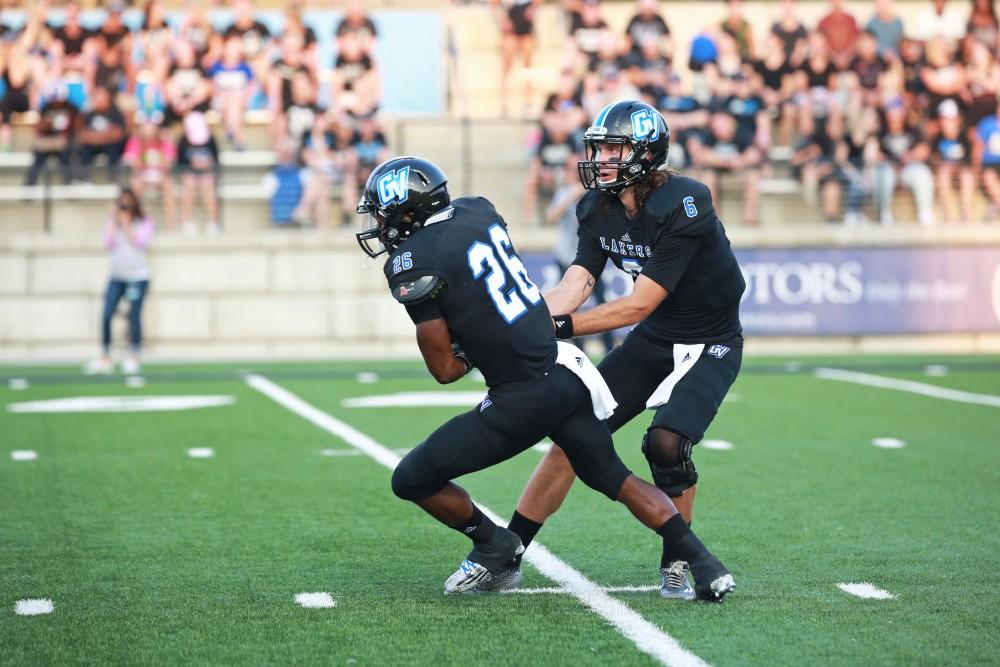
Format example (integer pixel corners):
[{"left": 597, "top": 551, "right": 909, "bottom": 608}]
[{"left": 937, "top": 99, "right": 959, "bottom": 119}]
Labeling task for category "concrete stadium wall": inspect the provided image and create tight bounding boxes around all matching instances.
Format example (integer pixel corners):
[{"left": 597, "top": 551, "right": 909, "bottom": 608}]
[{"left": 4, "top": 225, "right": 1000, "bottom": 363}]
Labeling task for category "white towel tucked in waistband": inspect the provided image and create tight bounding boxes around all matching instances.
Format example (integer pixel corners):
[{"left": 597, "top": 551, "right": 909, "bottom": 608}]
[
  {"left": 555, "top": 341, "right": 618, "bottom": 420},
  {"left": 645, "top": 343, "right": 705, "bottom": 409}
]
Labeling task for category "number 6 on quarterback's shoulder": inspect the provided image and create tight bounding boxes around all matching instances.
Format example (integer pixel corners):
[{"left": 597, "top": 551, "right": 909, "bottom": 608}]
[{"left": 682, "top": 196, "right": 698, "bottom": 219}]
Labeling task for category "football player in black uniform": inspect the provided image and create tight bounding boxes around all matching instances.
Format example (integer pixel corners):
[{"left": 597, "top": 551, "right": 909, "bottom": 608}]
[
  {"left": 356, "top": 155, "right": 734, "bottom": 600},
  {"left": 503, "top": 100, "right": 746, "bottom": 599}
]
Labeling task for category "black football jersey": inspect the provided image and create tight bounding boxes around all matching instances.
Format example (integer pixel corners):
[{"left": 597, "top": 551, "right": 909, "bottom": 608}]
[
  {"left": 384, "top": 197, "right": 556, "bottom": 387},
  {"left": 572, "top": 175, "right": 745, "bottom": 344}
]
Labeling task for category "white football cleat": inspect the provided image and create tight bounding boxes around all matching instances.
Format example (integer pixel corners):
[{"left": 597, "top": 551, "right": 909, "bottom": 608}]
[{"left": 660, "top": 560, "right": 696, "bottom": 600}]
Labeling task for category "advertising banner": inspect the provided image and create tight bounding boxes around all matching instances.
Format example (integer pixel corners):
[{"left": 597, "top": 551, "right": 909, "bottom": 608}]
[{"left": 522, "top": 247, "right": 1000, "bottom": 336}]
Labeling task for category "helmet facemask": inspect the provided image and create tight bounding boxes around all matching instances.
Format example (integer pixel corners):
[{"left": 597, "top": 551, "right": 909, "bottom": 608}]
[
  {"left": 578, "top": 132, "right": 656, "bottom": 194},
  {"left": 356, "top": 197, "right": 414, "bottom": 259}
]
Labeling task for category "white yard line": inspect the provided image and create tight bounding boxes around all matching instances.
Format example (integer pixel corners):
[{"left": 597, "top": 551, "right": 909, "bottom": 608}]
[
  {"left": 836, "top": 582, "right": 896, "bottom": 600},
  {"left": 814, "top": 368, "right": 1000, "bottom": 408},
  {"left": 15, "top": 599, "right": 54, "bottom": 615},
  {"left": 246, "top": 374, "right": 709, "bottom": 667}
]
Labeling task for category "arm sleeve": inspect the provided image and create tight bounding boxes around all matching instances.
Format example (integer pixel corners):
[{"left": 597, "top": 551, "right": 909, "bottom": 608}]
[
  {"left": 132, "top": 217, "right": 155, "bottom": 248},
  {"left": 571, "top": 226, "right": 608, "bottom": 278},
  {"left": 404, "top": 300, "right": 444, "bottom": 325}
]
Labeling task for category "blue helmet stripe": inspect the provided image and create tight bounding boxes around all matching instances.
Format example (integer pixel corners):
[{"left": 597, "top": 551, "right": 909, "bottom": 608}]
[{"left": 593, "top": 102, "right": 618, "bottom": 129}]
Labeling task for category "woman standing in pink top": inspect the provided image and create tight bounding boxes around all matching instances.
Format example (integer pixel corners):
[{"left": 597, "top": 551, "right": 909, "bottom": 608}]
[{"left": 84, "top": 188, "right": 154, "bottom": 376}]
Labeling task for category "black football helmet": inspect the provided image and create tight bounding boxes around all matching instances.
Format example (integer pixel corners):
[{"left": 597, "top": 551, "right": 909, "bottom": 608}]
[
  {"left": 578, "top": 100, "right": 670, "bottom": 194},
  {"left": 356, "top": 156, "right": 451, "bottom": 258}
]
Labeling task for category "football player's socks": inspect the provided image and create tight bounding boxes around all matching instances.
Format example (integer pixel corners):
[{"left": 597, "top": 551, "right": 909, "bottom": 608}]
[
  {"left": 659, "top": 518, "right": 691, "bottom": 569},
  {"left": 656, "top": 514, "right": 725, "bottom": 580},
  {"left": 456, "top": 505, "right": 498, "bottom": 545},
  {"left": 507, "top": 510, "right": 542, "bottom": 561}
]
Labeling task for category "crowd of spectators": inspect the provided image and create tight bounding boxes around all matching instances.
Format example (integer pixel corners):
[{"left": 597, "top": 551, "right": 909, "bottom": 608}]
[
  {"left": 0, "top": 1, "right": 389, "bottom": 230},
  {"left": 520, "top": 0, "right": 1000, "bottom": 226}
]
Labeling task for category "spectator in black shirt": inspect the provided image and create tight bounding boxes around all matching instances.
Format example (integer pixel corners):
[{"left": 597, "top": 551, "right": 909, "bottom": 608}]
[
  {"left": 932, "top": 99, "right": 975, "bottom": 223},
  {"left": 337, "top": 0, "right": 378, "bottom": 55},
  {"left": 850, "top": 30, "right": 888, "bottom": 107},
  {"left": 524, "top": 121, "right": 578, "bottom": 223},
  {"left": 771, "top": 0, "right": 808, "bottom": 65},
  {"left": 26, "top": 89, "right": 78, "bottom": 186},
  {"left": 219, "top": 0, "right": 272, "bottom": 92},
  {"left": 754, "top": 32, "right": 796, "bottom": 144},
  {"left": 76, "top": 86, "right": 127, "bottom": 182},
  {"left": 93, "top": 35, "right": 128, "bottom": 96},
  {"left": 283, "top": 6, "right": 318, "bottom": 75},
  {"left": 494, "top": 0, "right": 541, "bottom": 118},
  {"left": 0, "top": 29, "right": 32, "bottom": 151},
  {"left": 874, "top": 98, "right": 934, "bottom": 225},
  {"left": 175, "top": 111, "right": 220, "bottom": 235},
  {"left": 333, "top": 34, "right": 379, "bottom": 116},
  {"left": 281, "top": 70, "right": 322, "bottom": 149},
  {"left": 624, "top": 0, "right": 670, "bottom": 56},
  {"left": 164, "top": 40, "right": 212, "bottom": 127},
  {"left": 269, "top": 32, "right": 311, "bottom": 143},
  {"left": 98, "top": 2, "right": 131, "bottom": 57},
  {"left": 658, "top": 73, "right": 707, "bottom": 169},
  {"left": 542, "top": 71, "right": 586, "bottom": 134},
  {"left": 48, "top": 2, "right": 95, "bottom": 71},
  {"left": 688, "top": 111, "right": 762, "bottom": 225},
  {"left": 718, "top": 71, "right": 769, "bottom": 152},
  {"left": 223, "top": 0, "right": 271, "bottom": 61},
  {"left": 567, "top": 0, "right": 611, "bottom": 72}
]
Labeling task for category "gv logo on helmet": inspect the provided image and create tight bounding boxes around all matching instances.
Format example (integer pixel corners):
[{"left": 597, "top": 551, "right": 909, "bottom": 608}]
[
  {"left": 630, "top": 109, "right": 659, "bottom": 141},
  {"left": 376, "top": 166, "right": 410, "bottom": 206}
]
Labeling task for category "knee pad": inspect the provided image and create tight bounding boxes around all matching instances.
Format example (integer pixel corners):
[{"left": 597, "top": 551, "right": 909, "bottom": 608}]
[
  {"left": 390, "top": 448, "right": 445, "bottom": 502},
  {"left": 642, "top": 429, "right": 698, "bottom": 497}
]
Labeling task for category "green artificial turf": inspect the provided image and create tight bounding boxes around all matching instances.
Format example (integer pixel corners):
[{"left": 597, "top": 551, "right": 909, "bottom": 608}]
[{"left": 2, "top": 356, "right": 998, "bottom": 665}]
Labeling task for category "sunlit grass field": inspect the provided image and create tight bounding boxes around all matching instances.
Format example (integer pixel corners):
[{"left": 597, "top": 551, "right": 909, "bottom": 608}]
[{"left": 2, "top": 355, "right": 998, "bottom": 666}]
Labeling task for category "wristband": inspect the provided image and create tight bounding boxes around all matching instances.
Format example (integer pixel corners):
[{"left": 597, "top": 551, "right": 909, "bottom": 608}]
[
  {"left": 451, "top": 343, "right": 473, "bottom": 374},
  {"left": 552, "top": 314, "right": 574, "bottom": 339}
]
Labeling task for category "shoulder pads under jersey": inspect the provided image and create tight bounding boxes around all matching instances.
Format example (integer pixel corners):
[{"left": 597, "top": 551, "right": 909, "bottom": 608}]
[{"left": 391, "top": 275, "right": 446, "bottom": 305}]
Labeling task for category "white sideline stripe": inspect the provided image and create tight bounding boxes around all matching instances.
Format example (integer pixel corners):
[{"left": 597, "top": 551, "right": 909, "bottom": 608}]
[
  {"left": 15, "top": 599, "right": 54, "bottom": 615},
  {"left": 11, "top": 450, "right": 38, "bottom": 461},
  {"left": 7, "top": 395, "right": 236, "bottom": 413},
  {"left": 343, "top": 391, "right": 486, "bottom": 408},
  {"left": 246, "top": 374, "right": 708, "bottom": 667},
  {"left": 837, "top": 582, "right": 896, "bottom": 600},
  {"left": 814, "top": 368, "right": 1000, "bottom": 408},
  {"left": 503, "top": 585, "right": 660, "bottom": 595}
]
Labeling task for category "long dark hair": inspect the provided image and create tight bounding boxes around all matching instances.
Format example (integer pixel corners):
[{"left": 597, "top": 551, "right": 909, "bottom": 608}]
[
  {"left": 633, "top": 168, "right": 672, "bottom": 212},
  {"left": 117, "top": 187, "right": 145, "bottom": 221},
  {"left": 599, "top": 167, "right": 673, "bottom": 214}
]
